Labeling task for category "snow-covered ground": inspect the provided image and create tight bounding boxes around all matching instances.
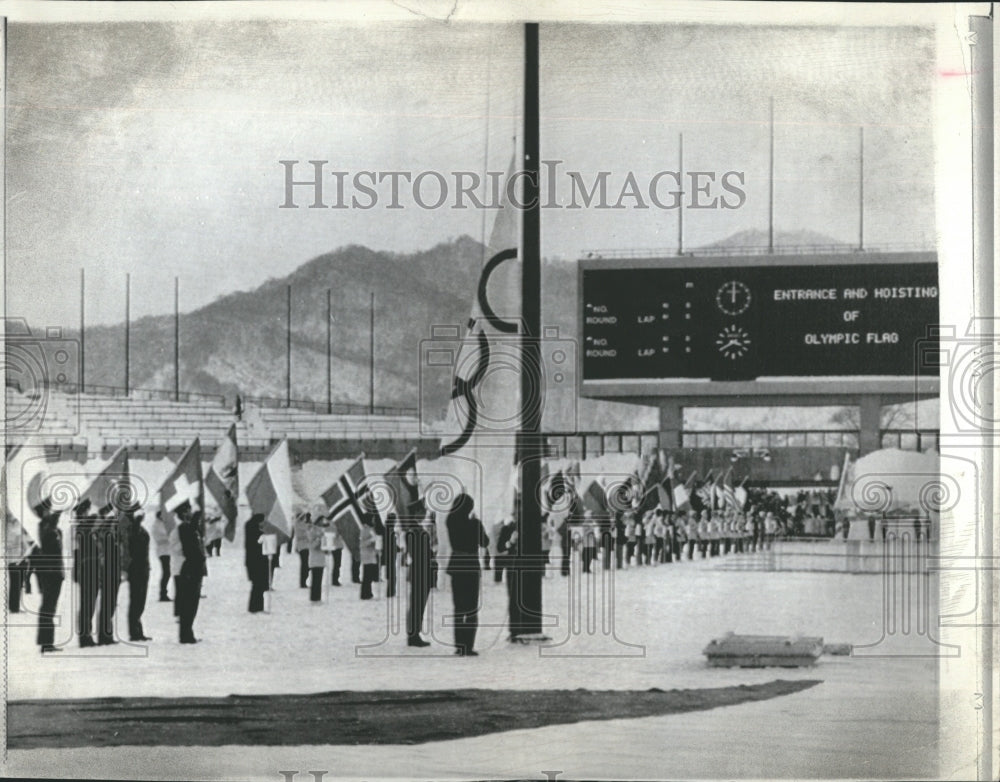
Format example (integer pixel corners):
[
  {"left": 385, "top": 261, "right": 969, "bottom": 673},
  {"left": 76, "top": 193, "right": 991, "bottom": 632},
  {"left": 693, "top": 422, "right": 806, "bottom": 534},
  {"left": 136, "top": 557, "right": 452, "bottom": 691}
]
[{"left": 5, "top": 533, "right": 959, "bottom": 779}]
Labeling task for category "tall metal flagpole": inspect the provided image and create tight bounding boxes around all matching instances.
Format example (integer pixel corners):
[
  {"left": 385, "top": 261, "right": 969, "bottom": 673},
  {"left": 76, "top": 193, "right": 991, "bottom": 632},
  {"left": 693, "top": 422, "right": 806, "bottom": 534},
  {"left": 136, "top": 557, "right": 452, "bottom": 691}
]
[
  {"left": 286, "top": 285, "right": 292, "bottom": 408},
  {"left": 768, "top": 98, "right": 775, "bottom": 253},
  {"left": 327, "top": 288, "right": 333, "bottom": 415},
  {"left": 174, "top": 277, "right": 180, "bottom": 401},
  {"left": 124, "top": 273, "right": 130, "bottom": 396},
  {"left": 510, "top": 21, "right": 544, "bottom": 639},
  {"left": 80, "top": 269, "right": 86, "bottom": 391},
  {"left": 369, "top": 292, "right": 375, "bottom": 415}
]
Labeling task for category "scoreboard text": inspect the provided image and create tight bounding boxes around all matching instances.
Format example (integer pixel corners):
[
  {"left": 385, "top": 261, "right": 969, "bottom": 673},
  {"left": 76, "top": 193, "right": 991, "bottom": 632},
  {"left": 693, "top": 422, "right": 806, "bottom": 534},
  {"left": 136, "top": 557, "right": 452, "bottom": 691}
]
[{"left": 580, "top": 260, "right": 939, "bottom": 382}]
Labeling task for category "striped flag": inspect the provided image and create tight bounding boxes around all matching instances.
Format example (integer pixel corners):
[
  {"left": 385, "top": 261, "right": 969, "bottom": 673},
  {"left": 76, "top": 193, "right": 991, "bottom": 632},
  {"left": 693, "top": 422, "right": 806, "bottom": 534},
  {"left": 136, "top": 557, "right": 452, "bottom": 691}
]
[{"left": 245, "top": 439, "right": 298, "bottom": 543}]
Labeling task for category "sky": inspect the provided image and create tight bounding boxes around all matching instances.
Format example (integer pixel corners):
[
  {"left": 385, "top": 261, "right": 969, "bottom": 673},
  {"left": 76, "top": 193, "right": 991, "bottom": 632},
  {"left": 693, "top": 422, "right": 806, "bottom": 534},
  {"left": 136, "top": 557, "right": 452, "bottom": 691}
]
[{"left": 6, "top": 17, "right": 937, "bottom": 327}]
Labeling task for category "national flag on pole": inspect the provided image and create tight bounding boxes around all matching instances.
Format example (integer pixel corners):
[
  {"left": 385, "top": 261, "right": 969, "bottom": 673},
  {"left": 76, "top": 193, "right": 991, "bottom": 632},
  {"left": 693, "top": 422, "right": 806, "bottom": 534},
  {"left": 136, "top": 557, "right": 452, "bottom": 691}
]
[
  {"left": 437, "top": 150, "right": 521, "bottom": 527},
  {"left": 656, "top": 473, "right": 674, "bottom": 512},
  {"left": 833, "top": 452, "right": 854, "bottom": 511},
  {"left": 245, "top": 438, "right": 297, "bottom": 543},
  {"left": 206, "top": 424, "right": 239, "bottom": 542},
  {"left": 383, "top": 448, "right": 422, "bottom": 523},
  {"left": 158, "top": 440, "right": 204, "bottom": 534},
  {"left": 693, "top": 470, "right": 715, "bottom": 511},
  {"left": 81, "top": 446, "right": 134, "bottom": 515},
  {"left": 721, "top": 467, "right": 739, "bottom": 510},
  {"left": 633, "top": 451, "right": 663, "bottom": 515},
  {"left": 321, "top": 456, "right": 373, "bottom": 561},
  {"left": 580, "top": 479, "right": 608, "bottom": 516},
  {"left": 673, "top": 470, "right": 697, "bottom": 511},
  {"left": 542, "top": 469, "right": 582, "bottom": 522},
  {"left": 735, "top": 476, "right": 749, "bottom": 510}
]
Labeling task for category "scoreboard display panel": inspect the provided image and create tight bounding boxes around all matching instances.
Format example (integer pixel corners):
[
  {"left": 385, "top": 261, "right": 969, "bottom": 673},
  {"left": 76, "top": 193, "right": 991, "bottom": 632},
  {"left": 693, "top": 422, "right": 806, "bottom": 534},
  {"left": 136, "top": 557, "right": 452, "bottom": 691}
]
[{"left": 580, "top": 252, "right": 938, "bottom": 383}]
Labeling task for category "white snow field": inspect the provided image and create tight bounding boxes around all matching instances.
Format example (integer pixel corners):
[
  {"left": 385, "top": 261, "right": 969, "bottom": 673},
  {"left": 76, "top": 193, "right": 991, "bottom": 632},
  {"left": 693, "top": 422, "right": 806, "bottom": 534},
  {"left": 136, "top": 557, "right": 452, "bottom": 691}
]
[{"left": 4, "top": 521, "right": 957, "bottom": 780}]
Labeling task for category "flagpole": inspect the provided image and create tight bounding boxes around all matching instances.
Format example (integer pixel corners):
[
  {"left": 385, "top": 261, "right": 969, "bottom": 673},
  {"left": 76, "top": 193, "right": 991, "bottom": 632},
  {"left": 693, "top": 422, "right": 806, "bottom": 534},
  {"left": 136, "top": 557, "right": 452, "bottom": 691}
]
[
  {"left": 286, "top": 285, "right": 292, "bottom": 408},
  {"left": 511, "top": 21, "right": 544, "bottom": 640},
  {"left": 327, "top": 288, "right": 333, "bottom": 415},
  {"left": 174, "top": 277, "right": 180, "bottom": 402},
  {"left": 369, "top": 291, "right": 375, "bottom": 415},
  {"left": 80, "top": 268, "right": 86, "bottom": 391},
  {"left": 124, "top": 273, "right": 130, "bottom": 396}
]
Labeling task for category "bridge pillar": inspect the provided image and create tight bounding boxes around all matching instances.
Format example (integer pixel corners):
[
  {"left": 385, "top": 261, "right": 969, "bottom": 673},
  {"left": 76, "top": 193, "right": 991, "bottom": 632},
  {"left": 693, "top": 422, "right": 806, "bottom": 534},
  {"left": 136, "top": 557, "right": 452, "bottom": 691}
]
[
  {"left": 658, "top": 402, "right": 684, "bottom": 450},
  {"left": 859, "top": 394, "right": 883, "bottom": 455}
]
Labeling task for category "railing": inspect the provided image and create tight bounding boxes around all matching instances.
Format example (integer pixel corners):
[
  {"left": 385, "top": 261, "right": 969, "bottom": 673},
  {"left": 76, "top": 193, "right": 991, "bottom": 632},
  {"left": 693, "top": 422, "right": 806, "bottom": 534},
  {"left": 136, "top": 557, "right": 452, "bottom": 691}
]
[
  {"left": 37, "top": 381, "right": 228, "bottom": 407},
  {"left": 880, "top": 429, "right": 939, "bottom": 452},
  {"left": 240, "top": 394, "right": 418, "bottom": 418},
  {"left": 581, "top": 242, "right": 933, "bottom": 261},
  {"left": 13, "top": 380, "right": 418, "bottom": 418},
  {"left": 543, "top": 428, "right": 939, "bottom": 459},
  {"left": 682, "top": 430, "right": 859, "bottom": 449}
]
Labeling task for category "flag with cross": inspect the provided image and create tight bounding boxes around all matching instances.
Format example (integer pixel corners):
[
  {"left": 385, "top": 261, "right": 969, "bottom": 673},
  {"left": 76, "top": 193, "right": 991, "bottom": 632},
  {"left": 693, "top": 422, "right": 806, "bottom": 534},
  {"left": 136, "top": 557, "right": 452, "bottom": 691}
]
[
  {"left": 321, "top": 455, "right": 375, "bottom": 561},
  {"left": 158, "top": 439, "right": 204, "bottom": 534}
]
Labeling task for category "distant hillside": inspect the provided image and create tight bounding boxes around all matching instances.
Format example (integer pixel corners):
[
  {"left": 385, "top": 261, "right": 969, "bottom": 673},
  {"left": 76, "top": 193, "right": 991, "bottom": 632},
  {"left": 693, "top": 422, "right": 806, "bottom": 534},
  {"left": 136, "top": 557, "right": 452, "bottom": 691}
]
[{"left": 56, "top": 229, "right": 934, "bottom": 433}]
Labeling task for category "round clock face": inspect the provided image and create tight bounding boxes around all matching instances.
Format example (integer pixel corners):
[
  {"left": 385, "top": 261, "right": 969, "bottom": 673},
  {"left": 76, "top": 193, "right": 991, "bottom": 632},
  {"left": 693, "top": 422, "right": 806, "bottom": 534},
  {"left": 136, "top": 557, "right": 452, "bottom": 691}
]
[
  {"left": 715, "top": 324, "right": 752, "bottom": 359},
  {"left": 715, "top": 281, "right": 752, "bottom": 316}
]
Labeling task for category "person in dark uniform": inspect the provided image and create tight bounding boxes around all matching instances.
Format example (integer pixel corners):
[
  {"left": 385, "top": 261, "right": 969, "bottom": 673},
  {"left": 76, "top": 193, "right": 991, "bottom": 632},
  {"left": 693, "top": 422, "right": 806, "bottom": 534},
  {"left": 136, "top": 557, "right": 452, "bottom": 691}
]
[
  {"left": 495, "top": 517, "right": 516, "bottom": 584},
  {"left": 176, "top": 502, "right": 206, "bottom": 643},
  {"left": 5, "top": 513, "right": 34, "bottom": 614},
  {"left": 245, "top": 513, "right": 269, "bottom": 613},
  {"left": 126, "top": 505, "right": 152, "bottom": 641},
  {"left": 33, "top": 499, "right": 64, "bottom": 654},
  {"left": 359, "top": 519, "right": 379, "bottom": 600},
  {"left": 294, "top": 511, "right": 311, "bottom": 589},
  {"left": 306, "top": 508, "right": 327, "bottom": 604},
  {"left": 406, "top": 514, "right": 434, "bottom": 647},
  {"left": 96, "top": 505, "right": 126, "bottom": 646},
  {"left": 559, "top": 516, "right": 572, "bottom": 576},
  {"left": 445, "top": 493, "right": 484, "bottom": 656},
  {"left": 384, "top": 512, "right": 399, "bottom": 599},
  {"left": 73, "top": 500, "right": 100, "bottom": 647}
]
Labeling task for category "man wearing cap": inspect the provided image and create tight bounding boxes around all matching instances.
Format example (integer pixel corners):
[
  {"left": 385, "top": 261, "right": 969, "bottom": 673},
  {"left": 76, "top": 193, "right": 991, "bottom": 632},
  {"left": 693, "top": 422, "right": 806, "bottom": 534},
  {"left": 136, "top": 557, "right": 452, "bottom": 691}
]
[
  {"left": 32, "top": 496, "right": 64, "bottom": 653},
  {"left": 175, "top": 501, "right": 206, "bottom": 643},
  {"left": 294, "top": 510, "right": 311, "bottom": 590},
  {"left": 73, "top": 500, "right": 100, "bottom": 647},
  {"left": 306, "top": 506, "right": 328, "bottom": 604},
  {"left": 244, "top": 512, "right": 269, "bottom": 613},
  {"left": 125, "top": 504, "right": 152, "bottom": 641},
  {"left": 405, "top": 513, "right": 434, "bottom": 647}
]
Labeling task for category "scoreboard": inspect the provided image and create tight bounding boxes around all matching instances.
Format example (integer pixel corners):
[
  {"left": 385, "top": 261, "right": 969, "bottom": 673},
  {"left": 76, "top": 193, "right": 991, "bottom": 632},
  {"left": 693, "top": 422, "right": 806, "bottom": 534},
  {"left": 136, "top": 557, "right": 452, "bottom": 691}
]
[{"left": 579, "top": 252, "right": 938, "bottom": 386}]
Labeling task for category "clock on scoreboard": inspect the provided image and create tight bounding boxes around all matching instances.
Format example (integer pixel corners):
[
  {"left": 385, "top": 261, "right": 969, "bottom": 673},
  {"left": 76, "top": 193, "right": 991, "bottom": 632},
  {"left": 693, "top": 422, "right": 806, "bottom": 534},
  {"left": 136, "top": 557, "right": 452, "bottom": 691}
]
[{"left": 580, "top": 256, "right": 939, "bottom": 382}]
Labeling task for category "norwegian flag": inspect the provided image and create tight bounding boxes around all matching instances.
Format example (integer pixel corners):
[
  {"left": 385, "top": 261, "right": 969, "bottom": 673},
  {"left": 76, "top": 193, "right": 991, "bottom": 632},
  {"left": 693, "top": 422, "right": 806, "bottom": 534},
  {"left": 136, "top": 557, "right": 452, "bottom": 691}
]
[
  {"left": 321, "top": 456, "right": 376, "bottom": 561},
  {"left": 158, "top": 441, "right": 203, "bottom": 534}
]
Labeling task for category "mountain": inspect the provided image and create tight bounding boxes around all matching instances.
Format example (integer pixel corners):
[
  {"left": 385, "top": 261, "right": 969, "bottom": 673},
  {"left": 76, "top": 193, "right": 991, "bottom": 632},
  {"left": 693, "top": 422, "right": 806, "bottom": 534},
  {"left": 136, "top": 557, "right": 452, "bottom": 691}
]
[{"left": 55, "top": 229, "right": 918, "bottom": 433}]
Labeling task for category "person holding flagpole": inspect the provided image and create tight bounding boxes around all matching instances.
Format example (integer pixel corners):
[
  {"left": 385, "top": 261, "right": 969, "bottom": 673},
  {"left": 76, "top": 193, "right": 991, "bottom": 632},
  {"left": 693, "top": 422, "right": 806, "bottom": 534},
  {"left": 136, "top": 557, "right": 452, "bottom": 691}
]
[
  {"left": 445, "top": 492, "right": 484, "bottom": 656},
  {"left": 245, "top": 513, "right": 268, "bottom": 613},
  {"left": 33, "top": 497, "right": 64, "bottom": 654},
  {"left": 175, "top": 501, "right": 206, "bottom": 643}
]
